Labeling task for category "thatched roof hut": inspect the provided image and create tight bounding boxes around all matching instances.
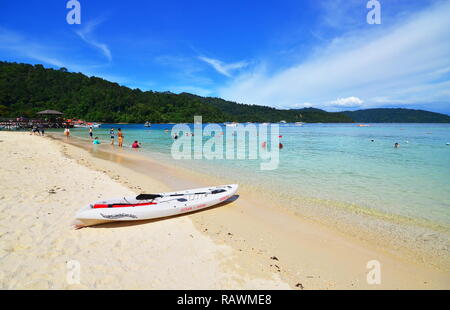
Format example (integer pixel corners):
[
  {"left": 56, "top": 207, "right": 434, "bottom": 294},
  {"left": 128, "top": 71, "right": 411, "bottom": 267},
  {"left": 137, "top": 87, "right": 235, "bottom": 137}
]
[{"left": 37, "top": 110, "right": 64, "bottom": 115}]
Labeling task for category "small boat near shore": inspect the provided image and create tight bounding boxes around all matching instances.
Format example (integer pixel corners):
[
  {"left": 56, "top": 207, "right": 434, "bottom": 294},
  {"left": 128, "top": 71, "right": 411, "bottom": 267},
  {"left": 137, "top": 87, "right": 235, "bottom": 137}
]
[
  {"left": 74, "top": 123, "right": 101, "bottom": 128},
  {"left": 144, "top": 121, "right": 151, "bottom": 127},
  {"left": 224, "top": 122, "right": 238, "bottom": 127},
  {"left": 74, "top": 184, "right": 238, "bottom": 227}
]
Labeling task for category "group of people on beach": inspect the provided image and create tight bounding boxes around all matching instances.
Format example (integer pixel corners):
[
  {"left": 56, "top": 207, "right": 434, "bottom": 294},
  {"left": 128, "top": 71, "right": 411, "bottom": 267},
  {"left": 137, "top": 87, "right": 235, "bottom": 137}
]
[{"left": 83, "top": 127, "right": 140, "bottom": 149}]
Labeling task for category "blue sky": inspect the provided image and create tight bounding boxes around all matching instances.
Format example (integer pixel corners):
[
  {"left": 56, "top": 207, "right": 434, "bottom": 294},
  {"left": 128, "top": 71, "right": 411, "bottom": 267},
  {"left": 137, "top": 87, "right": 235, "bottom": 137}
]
[{"left": 0, "top": 0, "right": 449, "bottom": 114}]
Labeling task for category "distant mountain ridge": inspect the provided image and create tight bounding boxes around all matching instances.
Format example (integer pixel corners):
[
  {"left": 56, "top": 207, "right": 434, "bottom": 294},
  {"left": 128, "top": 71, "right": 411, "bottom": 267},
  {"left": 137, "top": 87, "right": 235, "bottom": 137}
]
[
  {"left": 0, "top": 61, "right": 448, "bottom": 123},
  {"left": 343, "top": 108, "right": 450, "bottom": 123}
]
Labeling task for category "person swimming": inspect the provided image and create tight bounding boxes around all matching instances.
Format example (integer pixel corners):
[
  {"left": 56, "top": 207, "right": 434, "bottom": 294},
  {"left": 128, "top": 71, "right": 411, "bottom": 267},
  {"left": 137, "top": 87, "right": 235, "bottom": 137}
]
[
  {"left": 132, "top": 140, "right": 141, "bottom": 148},
  {"left": 394, "top": 142, "right": 400, "bottom": 148}
]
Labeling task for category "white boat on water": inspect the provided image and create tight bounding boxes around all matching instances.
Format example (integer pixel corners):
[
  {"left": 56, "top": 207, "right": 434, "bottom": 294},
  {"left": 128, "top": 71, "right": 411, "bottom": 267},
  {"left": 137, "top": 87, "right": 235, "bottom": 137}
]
[
  {"left": 0, "top": 125, "right": 19, "bottom": 130},
  {"left": 74, "top": 123, "right": 101, "bottom": 128},
  {"left": 224, "top": 122, "right": 238, "bottom": 127},
  {"left": 279, "top": 120, "right": 287, "bottom": 124},
  {"left": 144, "top": 121, "right": 151, "bottom": 127},
  {"left": 295, "top": 122, "right": 304, "bottom": 126}
]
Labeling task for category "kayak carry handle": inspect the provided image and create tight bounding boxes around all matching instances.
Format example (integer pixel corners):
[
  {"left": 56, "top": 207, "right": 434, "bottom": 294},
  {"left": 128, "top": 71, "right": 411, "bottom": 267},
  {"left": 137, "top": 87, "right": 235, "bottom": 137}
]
[
  {"left": 136, "top": 194, "right": 163, "bottom": 200},
  {"left": 211, "top": 189, "right": 226, "bottom": 194}
]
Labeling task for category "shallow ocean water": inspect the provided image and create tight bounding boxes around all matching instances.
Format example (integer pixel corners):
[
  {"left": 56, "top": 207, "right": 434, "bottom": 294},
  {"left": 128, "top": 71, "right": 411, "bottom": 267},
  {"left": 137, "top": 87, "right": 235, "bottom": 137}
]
[{"left": 68, "top": 123, "right": 450, "bottom": 230}]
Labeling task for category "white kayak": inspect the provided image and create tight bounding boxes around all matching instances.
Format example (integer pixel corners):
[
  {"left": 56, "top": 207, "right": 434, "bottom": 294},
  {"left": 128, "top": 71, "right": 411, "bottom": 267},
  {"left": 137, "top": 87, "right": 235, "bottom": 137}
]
[{"left": 74, "top": 184, "right": 238, "bottom": 227}]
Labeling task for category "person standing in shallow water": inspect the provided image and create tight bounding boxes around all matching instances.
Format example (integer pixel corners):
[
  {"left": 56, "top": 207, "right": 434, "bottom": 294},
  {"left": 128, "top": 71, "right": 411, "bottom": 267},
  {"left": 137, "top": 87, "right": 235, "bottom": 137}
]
[
  {"left": 89, "top": 126, "right": 93, "bottom": 140},
  {"left": 64, "top": 127, "right": 70, "bottom": 139},
  {"left": 109, "top": 128, "right": 115, "bottom": 145},
  {"left": 117, "top": 128, "right": 124, "bottom": 147}
]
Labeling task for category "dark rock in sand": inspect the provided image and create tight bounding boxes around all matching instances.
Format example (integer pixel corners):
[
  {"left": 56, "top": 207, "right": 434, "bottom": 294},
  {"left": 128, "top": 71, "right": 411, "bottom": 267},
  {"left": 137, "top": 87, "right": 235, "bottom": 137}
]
[{"left": 295, "top": 283, "right": 304, "bottom": 289}]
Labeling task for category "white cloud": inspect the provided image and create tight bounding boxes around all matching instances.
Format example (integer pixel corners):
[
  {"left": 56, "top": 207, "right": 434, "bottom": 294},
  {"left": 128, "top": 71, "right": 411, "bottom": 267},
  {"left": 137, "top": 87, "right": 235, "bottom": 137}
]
[
  {"left": 75, "top": 20, "right": 112, "bottom": 62},
  {"left": 219, "top": 1, "right": 450, "bottom": 110},
  {"left": 328, "top": 96, "right": 363, "bottom": 108},
  {"left": 198, "top": 56, "right": 247, "bottom": 77},
  {"left": 0, "top": 27, "right": 130, "bottom": 86},
  {"left": 317, "top": 0, "right": 362, "bottom": 30},
  {"left": 0, "top": 27, "right": 22, "bottom": 44},
  {"left": 291, "top": 102, "right": 313, "bottom": 109},
  {"left": 0, "top": 27, "right": 72, "bottom": 68}
]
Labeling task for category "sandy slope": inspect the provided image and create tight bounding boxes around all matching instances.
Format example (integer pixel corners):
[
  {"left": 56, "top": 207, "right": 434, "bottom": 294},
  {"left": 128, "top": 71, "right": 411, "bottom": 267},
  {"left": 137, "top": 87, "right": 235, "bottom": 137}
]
[{"left": 0, "top": 132, "right": 289, "bottom": 289}]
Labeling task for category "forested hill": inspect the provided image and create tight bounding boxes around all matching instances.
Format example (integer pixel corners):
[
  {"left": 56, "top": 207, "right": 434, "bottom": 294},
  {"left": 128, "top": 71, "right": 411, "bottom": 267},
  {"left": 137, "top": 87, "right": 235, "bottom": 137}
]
[
  {"left": 1, "top": 61, "right": 447, "bottom": 123},
  {"left": 343, "top": 108, "right": 450, "bottom": 123},
  {"left": 0, "top": 61, "right": 352, "bottom": 123}
]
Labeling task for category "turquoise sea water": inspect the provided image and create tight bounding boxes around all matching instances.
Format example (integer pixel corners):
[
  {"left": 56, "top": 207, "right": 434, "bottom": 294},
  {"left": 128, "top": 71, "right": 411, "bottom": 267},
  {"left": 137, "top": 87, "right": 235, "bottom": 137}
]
[{"left": 68, "top": 123, "right": 450, "bottom": 230}]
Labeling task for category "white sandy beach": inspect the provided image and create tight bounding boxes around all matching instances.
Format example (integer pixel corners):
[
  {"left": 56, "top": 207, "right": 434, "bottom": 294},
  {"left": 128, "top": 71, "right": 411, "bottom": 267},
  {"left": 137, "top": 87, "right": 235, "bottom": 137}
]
[
  {"left": 0, "top": 132, "right": 289, "bottom": 289},
  {"left": 0, "top": 131, "right": 449, "bottom": 290}
]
